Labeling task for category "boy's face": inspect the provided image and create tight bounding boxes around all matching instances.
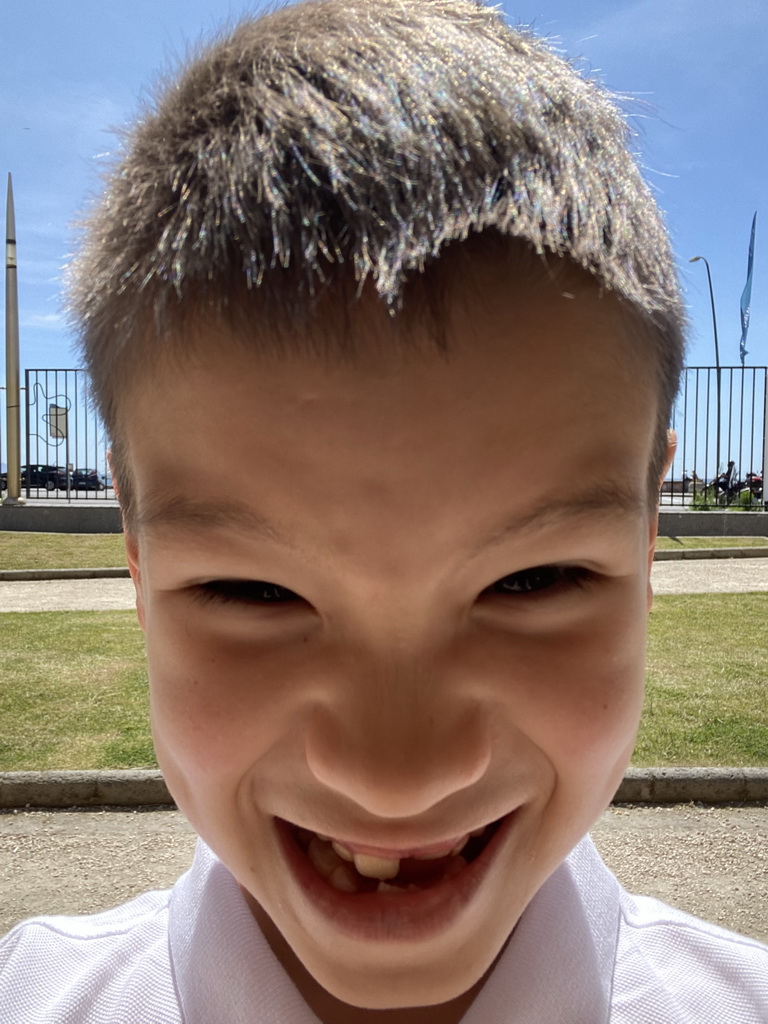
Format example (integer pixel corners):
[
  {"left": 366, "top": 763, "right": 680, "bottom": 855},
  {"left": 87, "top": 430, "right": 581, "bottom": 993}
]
[{"left": 124, "top": 268, "right": 665, "bottom": 1020}]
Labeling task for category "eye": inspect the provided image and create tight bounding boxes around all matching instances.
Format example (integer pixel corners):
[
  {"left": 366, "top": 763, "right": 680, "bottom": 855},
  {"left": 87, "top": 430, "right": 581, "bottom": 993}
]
[
  {"left": 193, "top": 579, "right": 302, "bottom": 605},
  {"left": 488, "top": 565, "right": 592, "bottom": 596}
]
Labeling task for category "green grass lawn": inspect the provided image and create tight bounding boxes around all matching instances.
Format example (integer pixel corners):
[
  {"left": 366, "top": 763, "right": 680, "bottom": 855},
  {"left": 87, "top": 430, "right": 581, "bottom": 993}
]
[
  {"left": 0, "top": 532, "right": 126, "bottom": 571},
  {"left": 0, "top": 611, "right": 152, "bottom": 770},
  {"left": 635, "top": 592, "right": 768, "bottom": 766},
  {"left": 0, "top": 593, "right": 766, "bottom": 770}
]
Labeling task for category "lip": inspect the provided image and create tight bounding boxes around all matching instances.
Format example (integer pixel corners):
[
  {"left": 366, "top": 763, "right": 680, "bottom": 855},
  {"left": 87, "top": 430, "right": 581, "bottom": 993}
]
[{"left": 275, "top": 811, "right": 516, "bottom": 942}]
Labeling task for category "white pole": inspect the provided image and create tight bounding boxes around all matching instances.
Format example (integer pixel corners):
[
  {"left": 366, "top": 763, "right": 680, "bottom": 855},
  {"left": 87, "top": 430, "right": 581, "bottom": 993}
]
[{"left": 4, "top": 173, "right": 24, "bottom": 505}]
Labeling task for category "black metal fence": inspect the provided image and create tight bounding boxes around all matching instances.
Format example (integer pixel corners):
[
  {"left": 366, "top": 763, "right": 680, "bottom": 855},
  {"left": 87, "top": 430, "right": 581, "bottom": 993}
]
[
  {"left": 0, "top": 384, "right": 5, "bottom": 490},
  {"left": 663, "top": 366, "right": 767, "bottom": 509},
  {"left": 0, "top": 369, "right": 114, "bottom": 501},
  {"left": 2, "top": 365, "right": 766, "bottom": 508}
]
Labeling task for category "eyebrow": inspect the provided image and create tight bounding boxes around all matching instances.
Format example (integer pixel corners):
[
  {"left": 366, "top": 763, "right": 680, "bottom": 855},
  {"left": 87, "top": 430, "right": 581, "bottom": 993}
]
[
  {"left": 135, "top": 494, "right": 287, "bottom": 544},
  {"left": 136, "top": 480, "right": 646, "bottom": 551},
  {"left": 476, "top": 481, "right": 647, "bottom": 556}
]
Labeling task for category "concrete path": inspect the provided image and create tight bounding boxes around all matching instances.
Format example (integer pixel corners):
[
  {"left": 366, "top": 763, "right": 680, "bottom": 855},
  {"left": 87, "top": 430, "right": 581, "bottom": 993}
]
[
  {"left": 1, "top": 805, "right": 766, "bottom": 943},
  {"left": 650, "top": 556, "right": 768, "bottom": 594},
  {"left": 0, "top": 577, "right": 136, "bottom": 612},
  {"left": 1, "top": 557, "right": 767, "bottom": 611}
]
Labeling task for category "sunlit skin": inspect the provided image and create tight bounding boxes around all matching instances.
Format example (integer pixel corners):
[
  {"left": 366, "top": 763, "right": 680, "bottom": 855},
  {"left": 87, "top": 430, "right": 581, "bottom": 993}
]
[{"left": 121, "top": 261, "right": 672, "bottom": 1024}]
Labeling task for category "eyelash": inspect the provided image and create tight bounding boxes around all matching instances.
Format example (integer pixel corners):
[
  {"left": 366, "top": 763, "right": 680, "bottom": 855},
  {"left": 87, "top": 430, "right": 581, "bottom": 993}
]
[
  {"left": 192, "top": 580, "right": 301, "bottom": 606},
  {"left": 485, "top": 565, "right": 594, "bottom": 597},
  {"left": 192, "top": 565, "right": 592, "bottom": 608}
]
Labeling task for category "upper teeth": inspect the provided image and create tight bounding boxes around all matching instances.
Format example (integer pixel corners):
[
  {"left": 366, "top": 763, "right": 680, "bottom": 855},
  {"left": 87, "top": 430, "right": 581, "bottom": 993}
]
[
  {"left": 451, "top": 836, "right": 470, "bottom": 856},
  {"left": 352, "top": 853, "right": 401, "bottom": 880},
  {"left": 323, "top": 832, "right": 475, "bottom": 880},
  {"left": 331, "top": 841, "right": 354, "bottom": 862}
]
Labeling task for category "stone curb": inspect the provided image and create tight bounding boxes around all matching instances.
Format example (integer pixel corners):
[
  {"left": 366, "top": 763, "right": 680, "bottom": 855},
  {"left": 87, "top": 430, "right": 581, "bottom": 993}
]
[
  {"left": 0, "top": 567, "right": 130, "bottom": 581},
  {"left": 614, "top": 768, "right": 768, "bottom": 803},
  {"left": 1, "top": 768, "right": 767, "bottom": 809},
  {"left": 1, "top": 548, "right": 767, "bottom": 583},
  {"left": 653, "top": 547, "right": 768, "bottom": 561},
  {"left": 0, "top": 771, "right": 173, "bottom": 809}
]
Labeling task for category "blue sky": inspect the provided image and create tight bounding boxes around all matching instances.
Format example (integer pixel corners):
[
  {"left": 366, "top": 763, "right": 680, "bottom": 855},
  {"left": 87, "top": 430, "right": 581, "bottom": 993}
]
[{"left": 1, "top": 0, "right": 766, "bottom": 374}]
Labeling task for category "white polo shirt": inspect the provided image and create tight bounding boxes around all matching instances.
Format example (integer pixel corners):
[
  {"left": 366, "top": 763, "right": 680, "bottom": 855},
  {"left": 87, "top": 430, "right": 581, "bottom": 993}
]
[{"left": 1, "top": 836, "right": 766, "bottom": 1022}]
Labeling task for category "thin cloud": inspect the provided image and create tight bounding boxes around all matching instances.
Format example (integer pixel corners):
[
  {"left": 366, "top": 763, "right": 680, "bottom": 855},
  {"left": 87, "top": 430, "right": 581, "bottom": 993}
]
[
  {"left": 584, "top": 0, "right": 765, "bottom": 52},
  {"left": 20, "top": 313, "right": 65, "bottom": 331}
]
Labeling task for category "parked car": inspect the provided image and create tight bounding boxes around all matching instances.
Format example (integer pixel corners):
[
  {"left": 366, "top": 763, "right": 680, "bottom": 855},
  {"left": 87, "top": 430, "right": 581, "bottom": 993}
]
[
  {"left": 20, "top": 464, "right": 70, "bottom": 491},
  {"left": 71, "top": 468, "right": 107, "bottom": 491}
]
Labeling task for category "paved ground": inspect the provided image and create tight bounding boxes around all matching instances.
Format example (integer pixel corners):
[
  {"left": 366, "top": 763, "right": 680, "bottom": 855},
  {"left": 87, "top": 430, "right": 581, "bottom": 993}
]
[
  {"left": 0, "top": 577, "right": 136, "bottom": 611},
  {"left": 650, "top": 556, "right": 768, "bottom": 594},
  {"left": 1, "top": 805, "right": 766, "bottom": 942},
  {"left": 1, "top": 556, "right": 767, "bottom": 612}
]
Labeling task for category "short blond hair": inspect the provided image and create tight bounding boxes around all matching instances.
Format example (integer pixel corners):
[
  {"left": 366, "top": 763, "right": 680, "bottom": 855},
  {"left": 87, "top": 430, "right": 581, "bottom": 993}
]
[{"left": 70, "top": 0, "right": 685, "bottom": 517}]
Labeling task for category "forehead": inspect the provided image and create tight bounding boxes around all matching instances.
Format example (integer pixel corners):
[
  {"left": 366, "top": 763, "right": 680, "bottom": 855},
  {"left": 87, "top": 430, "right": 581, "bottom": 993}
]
[
  {"left": 122, "top": 266, "right": 657, "bottom": 547},
  {"left": 149, "top": 257, "right": 649, "bottom": 402},
  {"left": 133, "top": 250, "right": 654, "bottom": 402},
  {"left": 126, "top": 265, "right": 657, "bottom": 446}
]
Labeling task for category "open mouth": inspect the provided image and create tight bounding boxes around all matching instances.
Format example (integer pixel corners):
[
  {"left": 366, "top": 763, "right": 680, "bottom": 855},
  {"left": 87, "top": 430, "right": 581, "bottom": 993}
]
[{"left": 286, "top": 818, "right": 504, "bottom": 896}]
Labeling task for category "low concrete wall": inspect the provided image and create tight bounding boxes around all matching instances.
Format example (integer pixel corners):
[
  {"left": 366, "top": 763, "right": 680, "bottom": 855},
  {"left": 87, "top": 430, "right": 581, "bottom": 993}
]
[
  {"left": 0, "top": 504, "right": 122, "bottom": 533},
  {"left": 659, "top": 510, "right": 767, "bottom": 537}
]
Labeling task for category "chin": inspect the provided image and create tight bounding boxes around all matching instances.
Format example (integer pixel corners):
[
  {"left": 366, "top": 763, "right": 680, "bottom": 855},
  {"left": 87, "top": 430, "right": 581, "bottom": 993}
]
[{"left": 304, "top": 953, "right": 485, "bottom": 1012}]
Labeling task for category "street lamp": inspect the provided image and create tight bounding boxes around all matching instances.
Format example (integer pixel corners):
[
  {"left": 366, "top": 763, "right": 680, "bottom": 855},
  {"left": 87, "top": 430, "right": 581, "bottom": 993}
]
[
  {"left": 4, "top": 173, "right": 24, "bottom": 506},
  {"left": 689, "top": 255, "right": 722, "bottom": 479}
]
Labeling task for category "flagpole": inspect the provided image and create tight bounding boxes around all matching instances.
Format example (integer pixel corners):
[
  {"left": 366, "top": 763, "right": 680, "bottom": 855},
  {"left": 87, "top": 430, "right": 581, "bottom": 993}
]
[
  {"left": 689, "top": 255, "right": 722, "bottom": 477},
  {"left": 4, "top": 172, "right": 24, "bottom": 505},
  {"left": 739, "top": 212, "right": 757, "bottom": 367}
]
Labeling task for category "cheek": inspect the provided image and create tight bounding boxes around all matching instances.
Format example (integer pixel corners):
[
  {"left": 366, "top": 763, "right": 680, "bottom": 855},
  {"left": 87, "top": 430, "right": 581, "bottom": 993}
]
[
  {"left": 469, "top": 599, "right": 647, "bottom": 768},
  {"left": 144, "top": 615, "right": 314, "bottom": 777},
  {"left": 534, "top": 617, "right": 647, "bottom": 764}
]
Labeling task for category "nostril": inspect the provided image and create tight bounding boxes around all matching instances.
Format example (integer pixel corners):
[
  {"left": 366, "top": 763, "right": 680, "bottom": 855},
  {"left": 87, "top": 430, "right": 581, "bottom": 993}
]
[{"left": 304, "top": 705, "right": 492, "bottom": 817}]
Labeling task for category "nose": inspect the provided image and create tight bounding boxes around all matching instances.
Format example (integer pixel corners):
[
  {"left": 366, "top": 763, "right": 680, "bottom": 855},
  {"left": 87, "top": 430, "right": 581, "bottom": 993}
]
[{"left": 304, "top": 659, "right": 492, "bottom": 818}]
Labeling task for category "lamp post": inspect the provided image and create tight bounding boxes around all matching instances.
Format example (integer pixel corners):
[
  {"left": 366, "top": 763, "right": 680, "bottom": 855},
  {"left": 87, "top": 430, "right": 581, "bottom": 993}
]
[
  {"left": 689, "top": 255, "right": 722, "bottom": 480},
  {"left": 4, "top": 173, "right": 24, "bottom": 505}
]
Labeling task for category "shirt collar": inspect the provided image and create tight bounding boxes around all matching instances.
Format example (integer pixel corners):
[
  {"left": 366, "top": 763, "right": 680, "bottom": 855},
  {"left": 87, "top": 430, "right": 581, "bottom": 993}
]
[
  {"left": 465, "top": 836, "right": 620, "bottom": 1024},
  {"left": 169, "top": 841, "right": 321, "bottom": 1024},
  {"left": 169, "top": 836, "right": 619, "bottom": 1024}
]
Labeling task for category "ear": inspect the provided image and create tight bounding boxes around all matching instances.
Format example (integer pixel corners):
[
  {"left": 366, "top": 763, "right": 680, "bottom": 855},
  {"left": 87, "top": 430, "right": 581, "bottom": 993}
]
[
  {"left": 647, "top": 429, "right": 677, "bottom": 612},
  {"left": 108, "top": 451, "right": 147, "bottom": 632},
  {"left": 123, "top": 528, "right": 147, "bottom": 632},
  {"left": 106, "top": 450, "right": 120, "bottom": 501}
]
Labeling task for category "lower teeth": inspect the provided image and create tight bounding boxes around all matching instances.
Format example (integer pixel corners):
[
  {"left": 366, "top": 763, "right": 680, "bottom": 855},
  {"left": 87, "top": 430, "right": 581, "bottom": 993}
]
[
  {"left": 328, "top": 865, "right": 359, "bottom": 893},
  {"left": 376, "top": 881, "right": 422, "bottom": 894}
]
